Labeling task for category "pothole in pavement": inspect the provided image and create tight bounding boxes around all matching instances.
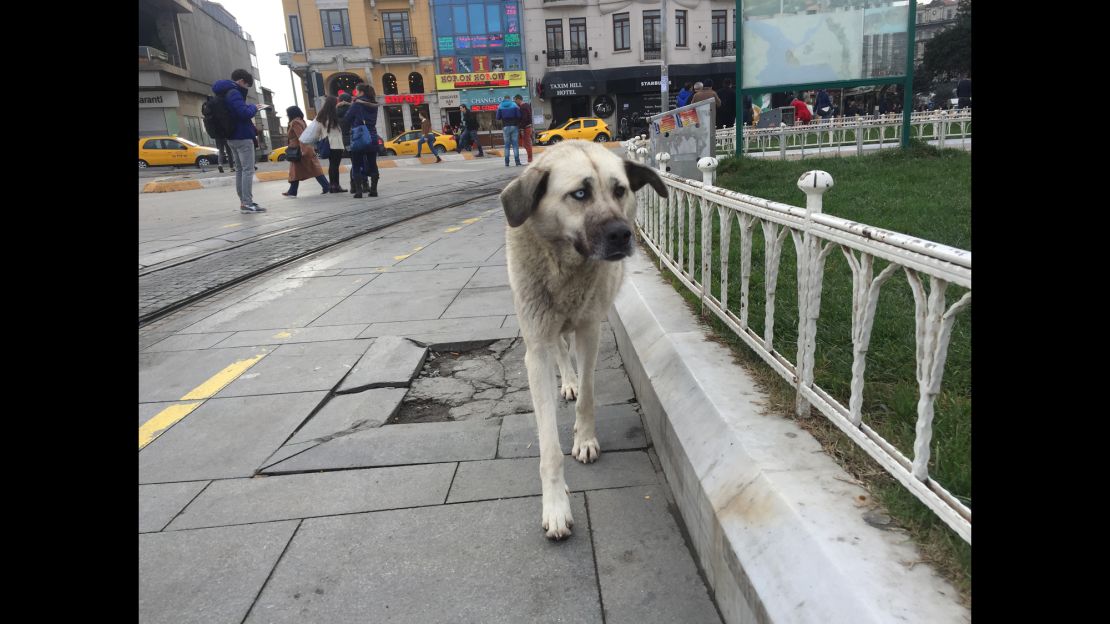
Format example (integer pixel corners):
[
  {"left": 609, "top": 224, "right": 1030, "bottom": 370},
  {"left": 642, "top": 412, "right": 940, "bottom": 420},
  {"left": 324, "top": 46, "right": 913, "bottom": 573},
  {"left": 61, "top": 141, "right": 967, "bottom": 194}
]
[{"left": 388, "top": 337, "right": 533, "bottom": 424}]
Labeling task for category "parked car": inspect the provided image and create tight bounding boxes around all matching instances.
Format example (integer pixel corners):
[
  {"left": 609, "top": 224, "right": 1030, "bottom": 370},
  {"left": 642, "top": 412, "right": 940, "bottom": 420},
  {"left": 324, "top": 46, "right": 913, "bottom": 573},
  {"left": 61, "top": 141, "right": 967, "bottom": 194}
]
[
  {"left": 383, "top": 130, "right": 456, "bottom": 156},
  {"left": 138, "top": 136, "right": 220, "bottom": 168},
  {"left": 534, "top": 118, "right": 612, "bottom": 145}
]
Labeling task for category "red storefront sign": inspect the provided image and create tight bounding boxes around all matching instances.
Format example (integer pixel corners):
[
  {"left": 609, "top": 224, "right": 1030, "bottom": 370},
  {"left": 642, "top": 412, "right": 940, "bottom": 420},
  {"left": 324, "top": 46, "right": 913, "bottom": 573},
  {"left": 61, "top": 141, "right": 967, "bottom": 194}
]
[{"left": 383, "top": 94, "right": 425, "bottom": 105}]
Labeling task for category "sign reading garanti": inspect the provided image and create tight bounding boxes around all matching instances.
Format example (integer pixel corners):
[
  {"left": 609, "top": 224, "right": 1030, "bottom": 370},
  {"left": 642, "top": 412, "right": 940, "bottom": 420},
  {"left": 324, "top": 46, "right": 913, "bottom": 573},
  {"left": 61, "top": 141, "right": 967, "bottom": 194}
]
[{"left": 435, "top": 71, "right": 526, "bottom": 91}]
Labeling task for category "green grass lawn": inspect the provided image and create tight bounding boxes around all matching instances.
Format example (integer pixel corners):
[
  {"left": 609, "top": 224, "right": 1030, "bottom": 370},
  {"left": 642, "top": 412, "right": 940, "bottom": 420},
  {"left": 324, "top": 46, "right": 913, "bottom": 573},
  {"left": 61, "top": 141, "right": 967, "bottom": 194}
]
[{"left": 644, "top": 141, "right": 972, "bottom": 601}]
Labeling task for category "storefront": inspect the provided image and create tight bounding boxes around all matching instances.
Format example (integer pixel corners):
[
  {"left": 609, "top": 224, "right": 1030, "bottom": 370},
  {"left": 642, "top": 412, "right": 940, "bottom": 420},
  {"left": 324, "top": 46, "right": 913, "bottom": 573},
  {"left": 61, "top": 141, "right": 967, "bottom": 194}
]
[
  {"left": 539, "top": 70, "right": 600, "bottom": 128},
  {"left": 458, "top": 86, "right": 530, "bottom": 131}
]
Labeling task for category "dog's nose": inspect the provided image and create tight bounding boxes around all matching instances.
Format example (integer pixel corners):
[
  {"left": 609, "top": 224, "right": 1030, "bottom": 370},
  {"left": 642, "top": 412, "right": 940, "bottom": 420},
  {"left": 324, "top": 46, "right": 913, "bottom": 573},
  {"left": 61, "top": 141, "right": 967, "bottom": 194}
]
[{"left": 603, "top": 220, "right": 632, "bottom": 246}]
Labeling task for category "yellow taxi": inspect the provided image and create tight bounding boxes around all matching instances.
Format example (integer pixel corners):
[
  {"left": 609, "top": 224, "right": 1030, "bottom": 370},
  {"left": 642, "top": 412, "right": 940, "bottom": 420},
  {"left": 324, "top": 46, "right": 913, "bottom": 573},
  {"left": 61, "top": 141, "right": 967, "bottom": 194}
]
[
  {"left": 139, "top": 136, "right": 220, "bottom": 168},
  {"left": 383, "top": 130, "right": 457, "bottom": 156},
  {"left": 534, "top": 118, "right": 612, "bottom": 145},
  {"left": 268, "top": 145, "right": 288, "bottom": 162}
]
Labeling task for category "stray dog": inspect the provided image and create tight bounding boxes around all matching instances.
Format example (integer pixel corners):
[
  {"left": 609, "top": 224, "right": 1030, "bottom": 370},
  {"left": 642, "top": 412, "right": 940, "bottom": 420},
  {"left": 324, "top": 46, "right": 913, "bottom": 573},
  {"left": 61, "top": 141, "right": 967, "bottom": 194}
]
[{"left": 499, "top": 140, "right": 667, "bottom": 539}]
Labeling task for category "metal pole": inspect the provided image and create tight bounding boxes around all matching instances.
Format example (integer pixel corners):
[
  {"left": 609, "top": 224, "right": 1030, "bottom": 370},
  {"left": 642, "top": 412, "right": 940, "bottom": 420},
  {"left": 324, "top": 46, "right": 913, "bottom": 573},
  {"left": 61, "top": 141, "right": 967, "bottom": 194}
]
[
  {"left": 289, "top": 67, "right": 300, "bottom": 110},
  {"left": 901, "top": 0, "right": 917, "bottom": 147},
  {"left": 661, "top": 0, "right": 669, "bottom": 111}
]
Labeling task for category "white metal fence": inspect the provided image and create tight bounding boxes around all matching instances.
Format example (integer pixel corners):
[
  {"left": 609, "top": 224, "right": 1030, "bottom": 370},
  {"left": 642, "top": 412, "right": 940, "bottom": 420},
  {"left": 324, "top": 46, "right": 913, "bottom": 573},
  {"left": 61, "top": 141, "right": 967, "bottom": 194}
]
[
  {"left": 715, "top": 110, "right": 972, "bottom": 159},
  {"left": 624, "top": 141, "right": 972, "bottom": 543}
]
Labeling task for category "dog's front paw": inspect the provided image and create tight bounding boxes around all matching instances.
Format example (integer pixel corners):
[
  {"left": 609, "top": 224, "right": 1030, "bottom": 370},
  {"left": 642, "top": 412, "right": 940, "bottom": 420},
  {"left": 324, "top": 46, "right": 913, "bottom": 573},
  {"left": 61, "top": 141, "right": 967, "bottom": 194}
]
[
  {"left": 541, "top": 489, "right": 574, "bottom": 540},
  {"left": 560, "top": 380, "right": 578, "bottom": 401},
  {"left": 572, "top": 435, "right": 600, "bottom": 463}
]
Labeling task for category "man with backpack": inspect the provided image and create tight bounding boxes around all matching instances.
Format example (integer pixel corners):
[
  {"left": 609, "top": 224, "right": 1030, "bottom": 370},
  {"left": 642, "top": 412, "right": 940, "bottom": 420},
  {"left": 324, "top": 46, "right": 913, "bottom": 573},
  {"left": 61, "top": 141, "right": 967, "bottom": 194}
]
[{"left": 209, "top": 69, "right": 270, "bottom": 214}]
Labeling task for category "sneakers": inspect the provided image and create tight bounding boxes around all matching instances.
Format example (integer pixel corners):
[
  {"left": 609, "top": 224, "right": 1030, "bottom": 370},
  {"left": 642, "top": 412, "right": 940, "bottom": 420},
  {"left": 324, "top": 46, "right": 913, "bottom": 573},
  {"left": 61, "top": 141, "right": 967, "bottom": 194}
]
[
  {"left": 218, "top": 165, "right": 224, "bottom": 173},
  {"left": 240, "top": 203, "right": 266, "bottom": 214}
]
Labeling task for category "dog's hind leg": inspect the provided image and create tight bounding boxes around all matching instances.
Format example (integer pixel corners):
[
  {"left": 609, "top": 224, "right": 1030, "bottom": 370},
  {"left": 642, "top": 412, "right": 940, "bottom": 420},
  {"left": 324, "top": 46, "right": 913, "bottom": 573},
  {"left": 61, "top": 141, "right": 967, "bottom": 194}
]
[
  {"left": 525, "top": 340, "right": 575, "bottom": 539},
  {"left": 556, "top": 332, "right": 578, "bottom": 400},
  {"left": 570, "top": 323, "right": 601, "bottom": 463}
]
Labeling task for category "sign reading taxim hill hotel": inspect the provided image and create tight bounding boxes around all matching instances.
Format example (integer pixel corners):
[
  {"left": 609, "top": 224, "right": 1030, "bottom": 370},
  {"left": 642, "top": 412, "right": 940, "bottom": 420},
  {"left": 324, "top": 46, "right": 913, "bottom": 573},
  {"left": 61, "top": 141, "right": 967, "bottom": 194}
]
[{"left": 436, "top": 71, "right": 526, "bottom": 91}]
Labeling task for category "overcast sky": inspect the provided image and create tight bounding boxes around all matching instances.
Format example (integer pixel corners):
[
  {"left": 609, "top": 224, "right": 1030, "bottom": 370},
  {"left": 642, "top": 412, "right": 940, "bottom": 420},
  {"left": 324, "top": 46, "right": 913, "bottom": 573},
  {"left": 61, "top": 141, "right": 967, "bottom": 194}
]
[{"left": 214, "top": 0, "right": 299, "bottom": 111}]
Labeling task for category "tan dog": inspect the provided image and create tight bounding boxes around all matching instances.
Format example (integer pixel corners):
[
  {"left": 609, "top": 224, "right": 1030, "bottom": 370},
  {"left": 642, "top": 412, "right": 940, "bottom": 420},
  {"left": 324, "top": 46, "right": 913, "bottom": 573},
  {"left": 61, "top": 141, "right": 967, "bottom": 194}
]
[{"left": 499, "top": 140, "right": 667, "bottom": 539}]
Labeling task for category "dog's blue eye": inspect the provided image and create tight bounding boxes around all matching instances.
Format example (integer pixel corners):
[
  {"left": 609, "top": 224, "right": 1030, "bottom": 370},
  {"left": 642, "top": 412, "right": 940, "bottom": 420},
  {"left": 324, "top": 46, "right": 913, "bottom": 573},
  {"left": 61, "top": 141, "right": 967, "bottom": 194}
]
[{"left": 571, "top": 189, "right": 588, "bottom": 200}]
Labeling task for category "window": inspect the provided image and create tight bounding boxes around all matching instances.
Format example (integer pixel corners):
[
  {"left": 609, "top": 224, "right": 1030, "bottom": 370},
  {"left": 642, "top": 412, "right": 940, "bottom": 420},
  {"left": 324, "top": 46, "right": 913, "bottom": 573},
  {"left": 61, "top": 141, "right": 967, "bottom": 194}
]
[
  {"left": 583, "top": 119, "right": 597, "bottom": 128},
  {"left": 435, "top": 5, "right": 453, "bottom": 36},
  {"left": 569, "top": 18, "right": 587, "bottom": 53},
  {"left": 546, "top": 19, "right": 564, "bottom": 53},
  {"left": 383, "top": 73, "right": 398, "bottom": 95},
  {"left": 288, "top": 15, "right": 303, "bottom": 52},
  {"left": 487, "top": 5, "right": 501, "bottom": 33},
  {"left": 643, "top": 10, "right": 661, "bottom": 56},
  {"left": 142, "top": 139, "right": 164, "bottom": 150},
  {"left": 400, "top": 131, "right": 420, "bottom": 142},
  {"left": 613, "top": 13, "right": 630, "bottom": 51},
  {"left": 409, "top": 72, "right": 424, "bottom": 94},
  {"left": 321, "top": 9, "right": 351, "bottom": 47},
  {"left": 383, "top": 12, "right": 410, "bottom": 42},
  {"left": 712, "top": 10, "right": 727, "bottom": 45},
  {"left": 469, "top": 4, "right": 487, "bottom": 35},
  {"left": 675, "top": 10, "right": 687, "bottom": 47},
  {"left": 566, "top": 121, "right": 581, "bottom": 130}
]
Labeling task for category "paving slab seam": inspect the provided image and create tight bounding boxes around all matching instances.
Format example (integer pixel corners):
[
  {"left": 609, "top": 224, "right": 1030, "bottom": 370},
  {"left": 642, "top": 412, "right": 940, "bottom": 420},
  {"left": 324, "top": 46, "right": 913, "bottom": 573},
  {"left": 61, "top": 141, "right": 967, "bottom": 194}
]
[
  {"left": 583, "top": 492, "right": 609, "bottom": 624},
  {"left": 658, "top": 487, "right": 731, "bottom": 624},
  {"left": 240, "top": 518, "right": 304, "bottom": 624},
  {"left": 157, "top": 480, "right": 217, "bottom": 533},
  {"left": 442, "top": 462, "right": 462, "bottom": 505}
]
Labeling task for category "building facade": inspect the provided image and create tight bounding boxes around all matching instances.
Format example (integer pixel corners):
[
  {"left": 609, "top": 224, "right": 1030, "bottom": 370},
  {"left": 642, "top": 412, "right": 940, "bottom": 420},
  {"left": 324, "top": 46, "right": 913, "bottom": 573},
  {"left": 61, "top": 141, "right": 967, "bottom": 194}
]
[
  {"left": 139, "top": 0, "right": 270, "bottom": 150},
  {"left": 914, "top": 0, "right": 959, "bottom": 64},
  {"left": 524, "top": 0, "right": 737, "bottom": 137},
  {"left": 279, "top": 0, "right": 442, "bottom": 139}
]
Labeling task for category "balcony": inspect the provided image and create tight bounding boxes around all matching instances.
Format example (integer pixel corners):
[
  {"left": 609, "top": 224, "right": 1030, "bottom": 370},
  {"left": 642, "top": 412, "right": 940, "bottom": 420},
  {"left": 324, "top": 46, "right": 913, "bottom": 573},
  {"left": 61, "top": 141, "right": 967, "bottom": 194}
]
[
  {"left": 546, "top": 49, "right": 589, "bottom": 67},
  {"left": 139, "top": 45, "right": 184, "bottom": 69},
  {"left": 643, "top": 43, "right": 661, "bottom": 60},
  {"left": 380, "top": 38, "right": 417, "bottom": 58},
  {"left": 711, "top": 40, "right": 735, "bottom": 57}
]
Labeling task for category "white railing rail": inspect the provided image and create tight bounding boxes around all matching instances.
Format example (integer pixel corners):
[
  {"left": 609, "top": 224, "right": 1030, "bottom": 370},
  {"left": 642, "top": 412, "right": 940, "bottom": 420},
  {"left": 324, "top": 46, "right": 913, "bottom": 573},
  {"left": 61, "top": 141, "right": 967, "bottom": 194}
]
[
  {"left": 714, "top": 110, "right": 972, "bottom": 159},
  {"left": 623, "top": 138, "right": 971, "bottom": 543}
]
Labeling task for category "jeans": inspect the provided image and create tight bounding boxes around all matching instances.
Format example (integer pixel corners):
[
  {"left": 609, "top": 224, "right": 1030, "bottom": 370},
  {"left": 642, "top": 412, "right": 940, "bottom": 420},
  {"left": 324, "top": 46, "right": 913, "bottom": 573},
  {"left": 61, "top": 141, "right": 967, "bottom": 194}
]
[
  {"left": 287, "top": 175, "right": 329, "bottom": 195},
  {"left": 458, "top": 129, "right": 484, "bottom": 155},
  {"left": 502, "top": 125, "right": 520, "bottom": 165},
  {"left": 350, "top": 147, "right": 379, "bottom": 182},
  {"left": 328, "top": 149, "right": 344, "bottom": 188},
  {"left": 228, "top": 139, "right": 255, "bottom": 205},
  {"left": 415, "top": 133, "right": 438, "bottom": 157}
]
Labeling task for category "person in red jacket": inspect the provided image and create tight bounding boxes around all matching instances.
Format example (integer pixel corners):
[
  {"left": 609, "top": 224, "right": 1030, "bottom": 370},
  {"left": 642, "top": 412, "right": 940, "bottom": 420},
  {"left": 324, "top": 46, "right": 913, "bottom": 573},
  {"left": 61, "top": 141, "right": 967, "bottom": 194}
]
[{"left": 791, "top": 92, "right": 813, "bottom": 125}]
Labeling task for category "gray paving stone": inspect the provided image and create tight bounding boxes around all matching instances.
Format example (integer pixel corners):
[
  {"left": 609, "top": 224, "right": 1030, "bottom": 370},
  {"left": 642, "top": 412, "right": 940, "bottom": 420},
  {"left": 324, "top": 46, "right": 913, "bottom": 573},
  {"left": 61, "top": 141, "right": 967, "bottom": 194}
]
[
  {"left": 139, "top": 346, "right": 272, "bottom": 403},
  {"left": 214, "top": 343, "right": 366, "bottom": 398},
  {"left": 243, "top": 274, "right": 376, "bottom": 301},
  {"left": 167, "top": 463, "right": 457, "bottom": 530},
  {"left": 447, "top": 451, "right": 659, "bottom": 503},
  {"left": 139, "top": 392, "right": 326, "bottom": 483},
  {"left": 336, "top": 336, "right": 427, "bottom": 393},
  {"left": 409, "top": 237, "right": 505, "bottom": 263},
  {"left": 139, "top": 330, "right": 175, "bottom": 351},
  {"left": 263, "top": 419, "right": 500, "bottom": 473},
  {"left": 588, "top": 486, "right": 722, "bottom": 624},
  {"left": 353, "top": 266, "right": 477, "bottom": 294},
  {"left": 416, "top": 327, "right": 521, "bottom": 350},
  {"left": 357, "top": 315, "right": 506, "bottom": 340},
  {"left": 441, "top": 285, "right": 517, "bottom": 318},
  {"left": 179, "top": 296, "right": 346, "bottom": 333},
  {"left": 498, "top": 403, "right": 648, "bottom": 458},
  {"left": 261, "top": 441, "right": 318, "bottom": 468},
  {"left": 140, "top": 521, "right": 298, "bottom": 624},
  {"left": 143, "top": 332, "right": 234, "bottom": 353},
  {"left": 244, "top": 496, "right": 600, "bottom": 624},
  {"left": 212, "top": 324, "right": 369, "bottom": 348},
  {"left": 466, "top": 265, "right": 511, "bottom": 288},
  {"left": 309, "top": 290, "right": 460, "bottom": 326},
  {"left": 503, "top": 314, "right": 519, "bottom": 330},
  {"left": 139, "top": 481, "right": 209, "bottom": 533},
  {"left": 594, "top": 367, "right": 637, "bottom": 405},
  {"left": 287, "top": 387, "right": 408, "bottom": 444}
]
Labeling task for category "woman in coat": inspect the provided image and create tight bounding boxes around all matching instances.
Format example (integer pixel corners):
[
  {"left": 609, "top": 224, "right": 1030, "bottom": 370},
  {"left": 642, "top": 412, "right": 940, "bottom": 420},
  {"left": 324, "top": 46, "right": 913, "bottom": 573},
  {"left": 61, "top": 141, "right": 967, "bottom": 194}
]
[
  {"left": 315, "top": 96, "right": 347, "bottom": 193},
  {"left": 342, "top": 84, "right": 381, "bottom": 198},
  {"left": 282, "top": 106, "right": 329, "bottom": 197}
]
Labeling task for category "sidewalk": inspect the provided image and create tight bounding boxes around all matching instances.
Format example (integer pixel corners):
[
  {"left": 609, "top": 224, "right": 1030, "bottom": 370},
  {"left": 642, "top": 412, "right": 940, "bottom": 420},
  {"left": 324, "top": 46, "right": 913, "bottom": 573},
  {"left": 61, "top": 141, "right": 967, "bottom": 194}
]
[{"left": 139, "top": 193, "right": 723, "bottom": 623}]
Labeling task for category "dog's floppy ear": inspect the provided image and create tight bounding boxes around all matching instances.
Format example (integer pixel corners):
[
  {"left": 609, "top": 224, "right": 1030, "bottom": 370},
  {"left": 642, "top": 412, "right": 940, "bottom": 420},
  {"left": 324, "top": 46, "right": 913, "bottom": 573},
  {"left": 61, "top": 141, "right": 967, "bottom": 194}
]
[
  {"left": 500, "top": 168, "right": 550, "bottom": 227},
  {"left": 624, "top": 160, "right": 668, "bottom": 197}
]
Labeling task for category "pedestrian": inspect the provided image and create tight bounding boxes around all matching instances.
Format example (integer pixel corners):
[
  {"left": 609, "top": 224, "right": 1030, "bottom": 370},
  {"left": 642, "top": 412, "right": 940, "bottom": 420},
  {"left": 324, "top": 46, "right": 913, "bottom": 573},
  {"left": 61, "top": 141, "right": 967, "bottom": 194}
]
[
  {"left": 691, "top": 79, "right": 722, "bottom": 108},
  {"left": 281, "top": 106, "right": 330, "bottom": 197},
  {"left": 676, "top": 82, "right": 694, "bottom": 107},
  {"left": 513, "top": 94, "right": 534, "bottom": 163},
  {"left": 457, "top": 105, "right": 485, "bottom": 157},
  {"left": 343, "top": 83, "right": 382, "bottom": 198},
  {"left": 956, "top": 75, "right": 971, "bottom": 109},
  {"left": 742, "top": 95, "right": 753, "bottom": 126},
  {"left": 495, "top": 95, "right": 523, "bottom": 167},
  {"left": 815, "top": 89, "right": 833, "bottom": 120},
  {"left": 316, "top": 95, "right": 347, "bottom": 193},
  {"left": 718, "top": 79, "right": 736, "bottom": 128},
  {"left": 336, "top": 93, "right": 355, "bottom": 193},
  {"left": 415, "top": 113, "right": 442, "bottom": 162},
  {"left": 791, "top": 92, "right": 813, "bottom": 124},
  {"left": 212, "top": 69, "right": 270, "bottom": 214}
]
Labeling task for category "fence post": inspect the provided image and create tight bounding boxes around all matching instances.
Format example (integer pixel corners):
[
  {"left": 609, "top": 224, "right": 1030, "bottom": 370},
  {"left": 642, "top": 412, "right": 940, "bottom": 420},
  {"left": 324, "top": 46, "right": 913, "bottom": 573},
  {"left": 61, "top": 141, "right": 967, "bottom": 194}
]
[
  {"left": 938, "top": 111, "right": 948, "bottom": 149},
  {"left": 779, "top": 123, "right": 787, "bottom": 160},
  {"left": 697, "top": 156, "right": 718, "bottom": 187},
  {"left": 656, "top": 152, "right": 671, "bottom": 173},
  {"left": 856, "top": 116, "right": 864, "bottom": 156},
  {"left": 795, "top": 170, "right": 835, "bottom": 418}
]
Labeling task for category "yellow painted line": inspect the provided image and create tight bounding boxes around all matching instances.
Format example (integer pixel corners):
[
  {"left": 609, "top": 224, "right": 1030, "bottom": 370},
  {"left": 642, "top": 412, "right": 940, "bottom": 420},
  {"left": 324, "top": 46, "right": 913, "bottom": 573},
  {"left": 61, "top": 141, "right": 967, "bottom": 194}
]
[
  {"left": 139, "top": 402, "right": 203, "bottom": 449},
  {"left": 394, "top": 253, "right": 411, "bottom": 260},
  {"left": 445, "top": 227, "right": 462, "bottom": 233},
  {"left": 180, "top": 353, "right": 267, "bottom": 401},
  {"left": 378, "top": 160, "right": 397, "bottom": 168},
  {"left": 256, "top": 171, "right": 288, "bottom": 182},
  {"left": 462, "top": 218, "right": 481, "bottom": 224},
  {"left": 272, "top": 331, "right": 293, "bottom": 339},
  {"left": 222, "top": 223, "right": 240, "bottom": 228},
  {"left": 413, "top": 246, "right": 424, "bottom": 251}
]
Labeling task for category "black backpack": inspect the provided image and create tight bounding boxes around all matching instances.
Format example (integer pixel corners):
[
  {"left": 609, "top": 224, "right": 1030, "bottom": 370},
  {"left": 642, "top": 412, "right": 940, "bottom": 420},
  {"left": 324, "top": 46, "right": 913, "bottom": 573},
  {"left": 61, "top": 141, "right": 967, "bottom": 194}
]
[{"left": 202, "top": 93, "right": 234, "bottom": 140}]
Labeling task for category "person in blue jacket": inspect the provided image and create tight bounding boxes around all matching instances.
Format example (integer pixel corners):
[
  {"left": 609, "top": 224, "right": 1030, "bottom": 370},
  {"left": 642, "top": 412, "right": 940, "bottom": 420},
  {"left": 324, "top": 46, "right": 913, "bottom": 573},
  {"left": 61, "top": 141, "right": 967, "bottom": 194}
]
[
  {"left": 815, "top": 89, "right": 833, "bottom": 120},
  {"left": 495, "top": 96, "right": 523, "bottom": 167},
  {"left": 343, "top": 83, "right": 382, "bottom": 198},
  {"left": 676, "top": 82, "right": 693, "bottom": 107},
  {"left": 212, "top": 69, "right": 270, "bottom": 213}
]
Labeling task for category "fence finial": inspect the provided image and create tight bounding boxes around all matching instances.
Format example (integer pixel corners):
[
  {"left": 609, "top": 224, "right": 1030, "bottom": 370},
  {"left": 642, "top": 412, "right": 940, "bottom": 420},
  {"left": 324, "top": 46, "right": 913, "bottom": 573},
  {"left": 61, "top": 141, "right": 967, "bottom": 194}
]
[
  {"left": 797, "top": 170, "right": 834, "bottom": 216},
  {"left": 656, "top": 152, "right": 671, "bottom": 173},
  {"left": 697, "top": 156, "right": 719, "bottom": 186}
]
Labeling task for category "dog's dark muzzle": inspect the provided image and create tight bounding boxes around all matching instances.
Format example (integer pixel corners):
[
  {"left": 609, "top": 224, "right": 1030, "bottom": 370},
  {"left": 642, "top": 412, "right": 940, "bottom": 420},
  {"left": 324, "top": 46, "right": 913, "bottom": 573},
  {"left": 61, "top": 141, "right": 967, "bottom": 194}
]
[{"left": 600, "top": 219, "right": 633, "bottom": 260}]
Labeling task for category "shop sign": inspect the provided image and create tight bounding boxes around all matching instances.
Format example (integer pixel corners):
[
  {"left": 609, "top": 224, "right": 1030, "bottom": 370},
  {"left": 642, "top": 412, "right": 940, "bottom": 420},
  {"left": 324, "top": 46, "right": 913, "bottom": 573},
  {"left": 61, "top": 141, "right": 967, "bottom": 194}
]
[
  {"left": 139, "top": 91, "right": 179, "bottom": 108},
  {"left": 436, "top": 71, "right": 526, "bottom": 90},
  {"left": 383, "top": 94, "right": 425, "bottom": 105},
  {"left": 439, "top": 92, "right": 460, "bottom": 108}
]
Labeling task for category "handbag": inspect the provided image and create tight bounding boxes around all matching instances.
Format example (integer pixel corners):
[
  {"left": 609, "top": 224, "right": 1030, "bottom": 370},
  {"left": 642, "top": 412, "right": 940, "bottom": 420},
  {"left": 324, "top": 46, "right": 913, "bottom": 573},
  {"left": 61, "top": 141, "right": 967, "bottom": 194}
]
[
  {"left": 299, "top": 119, "right": 323, "bottom": 144},
  {"left": 285, "top": 145, "right": 302, "bottom": 162},
  {"left": 350, "top": 124, "right": 372, "bottom": 152},
  {"left": 316, "top": 137, "right": 331, "bottom": 159}
]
